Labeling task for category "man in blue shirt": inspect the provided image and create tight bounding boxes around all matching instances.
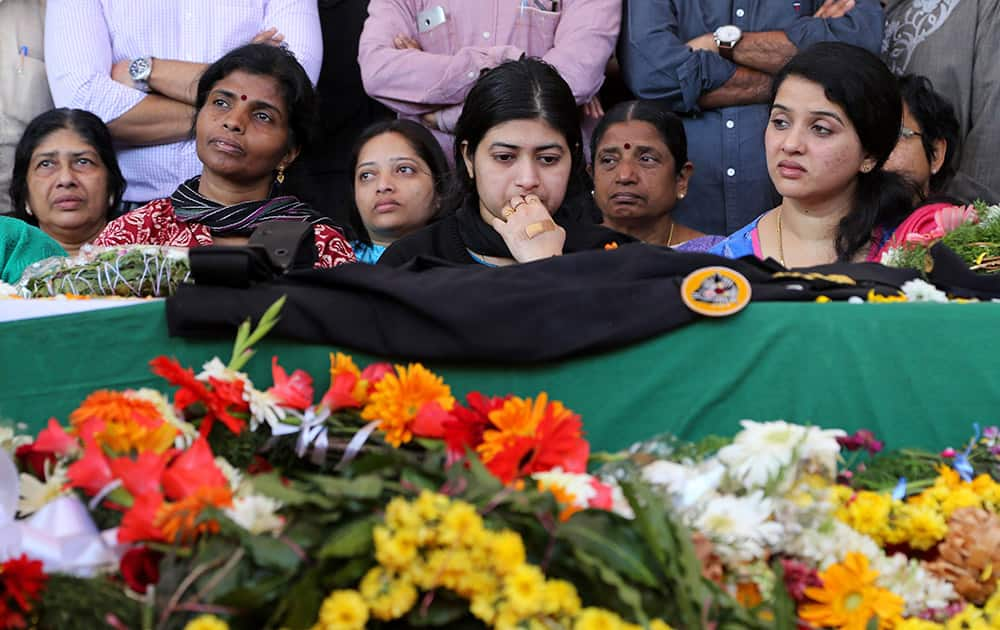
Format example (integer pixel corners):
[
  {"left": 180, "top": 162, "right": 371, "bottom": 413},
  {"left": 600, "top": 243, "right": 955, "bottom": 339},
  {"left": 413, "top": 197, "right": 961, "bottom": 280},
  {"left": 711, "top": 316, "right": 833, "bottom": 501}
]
[{"left": 619, "top": 0, "right": 884, "bottom": 235}]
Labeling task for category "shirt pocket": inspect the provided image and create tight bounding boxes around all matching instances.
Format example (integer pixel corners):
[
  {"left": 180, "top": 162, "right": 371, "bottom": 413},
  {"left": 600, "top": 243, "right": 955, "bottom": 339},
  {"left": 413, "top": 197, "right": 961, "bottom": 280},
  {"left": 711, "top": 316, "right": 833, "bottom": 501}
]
[
  {"left": 0, "top": 55, "right": 53, "bottom": 128},
  {"left": 514, "top": 6, "right": 560, "bottom": 53},
  {"left": 416, "top": 11, "right": 455, "bottom": 53}
]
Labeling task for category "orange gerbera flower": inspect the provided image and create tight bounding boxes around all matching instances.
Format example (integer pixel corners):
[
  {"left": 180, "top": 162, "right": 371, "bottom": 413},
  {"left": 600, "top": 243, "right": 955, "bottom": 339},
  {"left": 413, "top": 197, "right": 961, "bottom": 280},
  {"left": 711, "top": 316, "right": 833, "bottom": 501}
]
[
  {"left": 361, "top": 363, "right": 454, "bottom": 447},
  {"left": 70, "top": 390, "right": 177, "bottom": 454},
  {"left": 476, "top": 393, "right": 588, "bottom": 483},
  {"left": 155, "top": 485, "right": 233, "bottom": 545},
  {"left": 799, "top": 552, "right": 903, "bottom": 630}
]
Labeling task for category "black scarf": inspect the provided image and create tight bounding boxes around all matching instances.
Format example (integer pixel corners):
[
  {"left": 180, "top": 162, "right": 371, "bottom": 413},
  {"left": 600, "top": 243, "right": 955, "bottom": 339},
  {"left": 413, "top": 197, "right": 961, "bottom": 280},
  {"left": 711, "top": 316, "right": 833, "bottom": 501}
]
[
  {"left": 171, "top": 176, "right": 335, "bottom": 236},
  {"left": 453, "top": 195, "right": 627, "bottom": 258}
]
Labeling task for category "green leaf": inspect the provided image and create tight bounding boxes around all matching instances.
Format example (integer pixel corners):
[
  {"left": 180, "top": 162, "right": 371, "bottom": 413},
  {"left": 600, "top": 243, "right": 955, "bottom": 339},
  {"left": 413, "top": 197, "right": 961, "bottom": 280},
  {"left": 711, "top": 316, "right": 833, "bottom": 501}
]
[
  {"left": 273, "top": 568, "right": 325, "bottom": 630},
  {"left": 317, "top": 515, "right": 377, "bottom": 559},
  {"left": 769, "top": 559, "right": 798, "bottom": 629},
  {"left": 306, "top": 473, "right": 384, "bottom": 500},
  {"left": 557, "top": 513, "right": 658, "bottom": 587},
  {"left": 405, "top": 592, "right": 470, "bottom": 626},
  {"left": 253, "top": 473, "right": 331, "bottom": 508},
  {"left": 246, "top": 534, "right": 303, "bottom": 571},
  {"left": 572, "top": 548, "right": 648, "bottom": 625},
  {"left": 401, "top": 467, "right": 440, "bottom": 493}
]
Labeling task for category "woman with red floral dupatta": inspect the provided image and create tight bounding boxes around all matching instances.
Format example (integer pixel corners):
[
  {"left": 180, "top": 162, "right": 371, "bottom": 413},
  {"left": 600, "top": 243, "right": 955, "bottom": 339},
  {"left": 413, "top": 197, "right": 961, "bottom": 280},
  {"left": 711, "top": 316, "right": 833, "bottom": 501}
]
[{"left": 94, "top": 44, "right": 355, "bottom": 267}]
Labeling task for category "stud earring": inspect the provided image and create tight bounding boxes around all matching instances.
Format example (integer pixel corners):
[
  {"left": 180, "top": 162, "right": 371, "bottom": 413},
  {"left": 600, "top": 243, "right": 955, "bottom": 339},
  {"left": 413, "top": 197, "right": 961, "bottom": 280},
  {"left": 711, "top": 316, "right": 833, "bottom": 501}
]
[
  {"left": 276, "top": 165, "right": 286, "bottom": 185},
  {"left": 25, "top": 204, "right": 33, "bottom": 216},
  {"left": 677, "top": 192, "right": 686, "bottom": 199}
]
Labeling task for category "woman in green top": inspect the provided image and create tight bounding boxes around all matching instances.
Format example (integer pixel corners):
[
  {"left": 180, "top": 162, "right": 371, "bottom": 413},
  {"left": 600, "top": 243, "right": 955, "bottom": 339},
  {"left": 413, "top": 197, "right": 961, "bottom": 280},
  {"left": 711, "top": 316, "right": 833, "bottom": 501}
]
[{"left": 0, "top": 216, "right": 65, "bottom": 284}]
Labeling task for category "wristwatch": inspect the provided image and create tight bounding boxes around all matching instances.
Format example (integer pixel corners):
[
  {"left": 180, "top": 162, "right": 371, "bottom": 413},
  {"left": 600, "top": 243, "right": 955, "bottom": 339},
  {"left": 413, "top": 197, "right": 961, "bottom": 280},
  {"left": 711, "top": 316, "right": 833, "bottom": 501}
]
[
  {"left": 714, "top": 25, "right": 743, "bottom": 61},
  {"left": 128, "top": 56, "right": 153, "bottom": 92}
]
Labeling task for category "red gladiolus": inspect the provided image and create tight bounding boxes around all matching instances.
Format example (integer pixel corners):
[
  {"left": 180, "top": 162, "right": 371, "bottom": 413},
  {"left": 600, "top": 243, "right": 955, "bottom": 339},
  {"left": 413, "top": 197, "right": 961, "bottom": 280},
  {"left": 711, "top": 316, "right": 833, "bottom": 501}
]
[
  {"left": 267, "top": 357, "right": 314, "bottom": 410},
  {"left": 320, "top": 372, "right": 364, "bottom": 411},
  {"left": 14, "top": 444, "right": 53, "bottom": 480},
  {"left": 118, "top": 492, "right": 166, "bottom": 544},
  {"left": 119, "top": 546, "right": 163, "bottom": 594},
  {"left": 160, "top": 438, "right": 227, "bottom": 501},
  {"left": 66, "top": 439, "right": 114, "bottom": 496},
  {"left": 33, "top": 419, "right": 79, "bottom": 457},
  {"left": 109, "top": 451, "right": 173, "bottom": 498},
  {"left": 150, "top": 356, "right": 247, "bottom": 436},
  {"left": 0, "top": 554, "right": 47, "bottom": 628}
]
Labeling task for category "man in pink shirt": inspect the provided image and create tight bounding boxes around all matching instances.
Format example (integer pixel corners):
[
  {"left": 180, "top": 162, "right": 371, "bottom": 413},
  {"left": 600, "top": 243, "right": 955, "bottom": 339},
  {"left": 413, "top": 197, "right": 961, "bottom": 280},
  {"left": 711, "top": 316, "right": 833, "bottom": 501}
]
[{"left": 358, "top": 0, "right": 620, "bottom": 159}]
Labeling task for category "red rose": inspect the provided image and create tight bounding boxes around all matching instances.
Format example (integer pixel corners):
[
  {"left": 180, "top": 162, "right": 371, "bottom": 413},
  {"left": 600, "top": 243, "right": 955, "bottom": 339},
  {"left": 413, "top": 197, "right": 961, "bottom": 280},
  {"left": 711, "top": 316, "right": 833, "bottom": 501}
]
[{"left": 119, "top": 547, "right": 163, "bottom": 594}]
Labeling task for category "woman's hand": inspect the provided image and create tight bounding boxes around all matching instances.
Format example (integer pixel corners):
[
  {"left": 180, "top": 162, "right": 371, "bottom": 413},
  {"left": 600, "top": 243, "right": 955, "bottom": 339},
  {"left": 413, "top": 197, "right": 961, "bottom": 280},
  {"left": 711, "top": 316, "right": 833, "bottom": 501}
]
[{"left": 489, "top": 194, "right": 566, "bottom": 263}]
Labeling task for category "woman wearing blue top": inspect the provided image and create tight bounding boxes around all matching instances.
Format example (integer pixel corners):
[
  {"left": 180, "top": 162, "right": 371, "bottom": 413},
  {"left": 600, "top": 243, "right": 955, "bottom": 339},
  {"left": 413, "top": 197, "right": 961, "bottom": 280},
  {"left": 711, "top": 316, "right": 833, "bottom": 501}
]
[
  {"left": 348, "top": 120, "right": 449, "bottom": 264},
  {"left": 710, "top": 43, "right": 914, "bottom": 267}
]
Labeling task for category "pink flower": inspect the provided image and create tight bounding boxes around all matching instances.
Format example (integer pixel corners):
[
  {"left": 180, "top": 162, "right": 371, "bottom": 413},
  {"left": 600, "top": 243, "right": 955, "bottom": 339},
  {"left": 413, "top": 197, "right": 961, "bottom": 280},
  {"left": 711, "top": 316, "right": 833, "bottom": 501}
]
[
  {"left": 780, "top": 558, "right": 822, "bottom": 602},
  {"left": 33, "top": 419, "right": 79, "bottom": 457},
  {"left": 267, "top": 357, "right": 314, "bottom": 410},
  {"left": 66, "top": 439, "right": 114, "bottom": 496},
  {"left": 935, "top": 204, "right": 978, "bottom": 233},
  {"left": 587, "top": 478, "right": 615, "bottom": 511},
  {"left": 361, "top": 363, "right": 394, "bottom": 389},
  {"left": 940, "top": 448, "right": 957, "bottom": 458}
]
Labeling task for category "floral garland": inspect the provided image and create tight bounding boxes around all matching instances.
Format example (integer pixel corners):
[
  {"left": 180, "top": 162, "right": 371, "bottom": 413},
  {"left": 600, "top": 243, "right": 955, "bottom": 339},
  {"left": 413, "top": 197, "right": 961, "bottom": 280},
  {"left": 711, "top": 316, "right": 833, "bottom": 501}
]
[{"left": 3, "top": 300, "right": 1000, "bottom": 629}]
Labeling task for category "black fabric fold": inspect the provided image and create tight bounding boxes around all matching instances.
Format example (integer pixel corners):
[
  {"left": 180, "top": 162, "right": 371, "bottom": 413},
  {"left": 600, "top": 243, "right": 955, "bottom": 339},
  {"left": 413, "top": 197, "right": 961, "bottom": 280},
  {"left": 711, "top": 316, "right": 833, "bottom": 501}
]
[{"left": 165, "top": 244, "right": 965, "bottom": 364}]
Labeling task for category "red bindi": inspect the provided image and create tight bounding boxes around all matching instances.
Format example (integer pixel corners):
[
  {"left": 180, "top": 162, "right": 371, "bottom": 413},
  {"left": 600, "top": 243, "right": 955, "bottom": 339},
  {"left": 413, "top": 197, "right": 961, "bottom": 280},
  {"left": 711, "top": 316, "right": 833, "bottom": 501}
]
[
  {"left": 240, "top": 94, "right": 248, "bottom": 101},
  {"left": 623, "top": 142, "right": 631, "bottom": 150}
]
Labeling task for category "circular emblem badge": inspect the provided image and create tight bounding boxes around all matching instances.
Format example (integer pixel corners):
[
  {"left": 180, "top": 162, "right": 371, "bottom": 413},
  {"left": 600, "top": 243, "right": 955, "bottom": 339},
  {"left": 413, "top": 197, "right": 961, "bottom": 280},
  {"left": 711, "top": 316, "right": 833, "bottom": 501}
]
[{"left": 680, "top": 266, "right": 752, "bottom": 317}]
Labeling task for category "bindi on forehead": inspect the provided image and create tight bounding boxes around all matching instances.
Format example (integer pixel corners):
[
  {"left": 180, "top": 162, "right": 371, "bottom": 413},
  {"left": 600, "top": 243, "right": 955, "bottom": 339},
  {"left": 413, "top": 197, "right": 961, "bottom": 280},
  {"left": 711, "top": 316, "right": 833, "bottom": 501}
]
[
  {"left": 241, "top": 94, "right": 247, "bottom": 101},
  {"left": 624, "top": 142, "right": 631, "bottom": 150}
]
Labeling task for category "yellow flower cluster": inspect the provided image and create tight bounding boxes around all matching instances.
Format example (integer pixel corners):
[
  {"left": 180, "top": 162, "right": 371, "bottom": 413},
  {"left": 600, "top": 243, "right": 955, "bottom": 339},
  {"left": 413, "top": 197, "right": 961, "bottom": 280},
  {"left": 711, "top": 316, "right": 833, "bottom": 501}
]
[
  {"left": 182, "top": 615, "right": 229, "bottom": 630},
  {"left": 893, "top": 587, "right": 1000, "bottom": 629},
  {"left": 833, "top": 468, "right": 1000, "bottom": 550},
  {"left": 313, "top": 491, "right": 675, "bottom": 630}
]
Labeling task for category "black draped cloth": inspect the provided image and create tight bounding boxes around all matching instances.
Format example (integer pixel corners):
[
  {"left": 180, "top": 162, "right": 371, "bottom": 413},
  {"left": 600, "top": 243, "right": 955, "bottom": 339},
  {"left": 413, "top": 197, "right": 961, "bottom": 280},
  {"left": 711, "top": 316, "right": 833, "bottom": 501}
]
[{"left": 165, "top": 243, "right": 1000, "bottom": 364}]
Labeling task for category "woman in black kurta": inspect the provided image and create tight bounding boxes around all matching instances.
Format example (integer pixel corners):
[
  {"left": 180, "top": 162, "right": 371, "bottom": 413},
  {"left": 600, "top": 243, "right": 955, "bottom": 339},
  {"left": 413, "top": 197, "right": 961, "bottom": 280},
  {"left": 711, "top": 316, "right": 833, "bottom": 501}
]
[{"left": 379, "top": 58, "right": 629, "bottom": 268}]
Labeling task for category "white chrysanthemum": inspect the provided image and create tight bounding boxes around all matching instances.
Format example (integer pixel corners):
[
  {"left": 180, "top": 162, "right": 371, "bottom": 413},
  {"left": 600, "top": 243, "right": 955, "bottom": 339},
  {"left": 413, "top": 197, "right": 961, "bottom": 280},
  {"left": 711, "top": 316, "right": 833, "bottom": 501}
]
[
  {"left": 0, "top": 426, "right": 32, "bottom": 454},
  {"left": 900, "top": 279, "right": 948, "bottom": 303},
  {"left": 131, "top": 388, "right": 197, "bottom": 447},
  {"left": 643, "top": 459, "right": 725, "bottom": 510},
  {"left": 18, "top": 463, "right": 70, "bottom": 516},
  {"left": 246, "top": 387, "right": 286, "bottom": 432},
  {"left": 874, "top": 552, "right": 956, "bottom": 615},
  {"left": 691, "top": 491, "right": 783, "bottom": 563},
  {"left": 718, "top": 420, "right": 807, "bottom": 492},
  {"left": 0, "top": 282, "right": 18, "bottom": 298},
  {"left": 533, "top": 469, "right": 596, "bottom": 508},
  {"left": 224, "top": 494, "right": 285, "bottom": 535}
]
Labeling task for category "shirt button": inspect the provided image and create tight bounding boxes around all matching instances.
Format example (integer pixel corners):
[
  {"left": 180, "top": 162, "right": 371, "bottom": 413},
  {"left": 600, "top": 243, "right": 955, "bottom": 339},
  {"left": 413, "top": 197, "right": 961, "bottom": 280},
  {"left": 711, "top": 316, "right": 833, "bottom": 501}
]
[
  {"left": 736, "top": 8, "right": 745, "bottom": 17},
  {"left": 468, "top": 71, "right": 476, "bottom": 79},
  {"left": 726, "top": 168, "right": 736, "bottom": 177},
  {"left": 483, "top": 31, "right": 490, "bottom": 39},
  {"left": 185, "top": 11, "right": 193, "bottom": 19},
  {"left": 726, "top": 119, "right": 735, "bottom": 129}
]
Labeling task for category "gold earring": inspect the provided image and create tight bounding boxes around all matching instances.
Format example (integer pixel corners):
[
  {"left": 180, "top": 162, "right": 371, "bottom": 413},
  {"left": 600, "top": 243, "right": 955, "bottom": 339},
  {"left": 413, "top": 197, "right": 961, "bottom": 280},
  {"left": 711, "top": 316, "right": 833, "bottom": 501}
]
[
  {"left": 276, "top": 165, "right": 286, "bottom": 185},
  {"left": 677, "top": 192, "right": 686, "bottom": 199}
]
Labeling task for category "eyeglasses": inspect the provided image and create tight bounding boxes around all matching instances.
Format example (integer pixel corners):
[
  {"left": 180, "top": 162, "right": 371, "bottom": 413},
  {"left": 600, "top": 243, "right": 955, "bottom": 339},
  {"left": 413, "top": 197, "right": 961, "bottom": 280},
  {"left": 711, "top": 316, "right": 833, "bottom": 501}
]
[{"left": 899, "top": 127, "right": 923, "bottom": 140}]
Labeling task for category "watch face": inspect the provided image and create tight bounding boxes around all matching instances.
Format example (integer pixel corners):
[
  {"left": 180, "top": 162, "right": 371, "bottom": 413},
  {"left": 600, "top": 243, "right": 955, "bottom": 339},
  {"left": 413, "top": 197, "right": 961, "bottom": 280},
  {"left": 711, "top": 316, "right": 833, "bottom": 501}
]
[
  {"left": 716, "top": 25, "right": 742, "bottom": 43},
  {"left": 129, "top": 58, "right": 151, "bottom": 80}
]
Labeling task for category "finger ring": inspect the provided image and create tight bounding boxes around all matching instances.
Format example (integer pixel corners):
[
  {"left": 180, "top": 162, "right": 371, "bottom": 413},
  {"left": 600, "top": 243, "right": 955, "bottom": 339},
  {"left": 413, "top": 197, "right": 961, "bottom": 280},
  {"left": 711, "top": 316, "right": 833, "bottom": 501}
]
[
  {"left": 511, "top": 198, "right": 528, "bottom": 210},
  {"left": 525, "top": 219, "right": 557, "bottom": 239},
  {"left": 501, "top": 206, "right": 516, "bottom": 219},
  {"left": 523, "top": 194, "right": 541, "bottom": 205}
]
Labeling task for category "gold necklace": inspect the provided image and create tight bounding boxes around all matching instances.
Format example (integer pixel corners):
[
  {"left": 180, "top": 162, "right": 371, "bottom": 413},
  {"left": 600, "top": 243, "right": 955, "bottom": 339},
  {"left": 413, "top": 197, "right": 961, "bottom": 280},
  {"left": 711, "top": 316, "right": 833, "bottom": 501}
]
[
  {"left": 665, "top": 220, "right": 675, "bottom": 247},
  {"left": 776, "top": 207, "right": 787, "bottom": 267}
]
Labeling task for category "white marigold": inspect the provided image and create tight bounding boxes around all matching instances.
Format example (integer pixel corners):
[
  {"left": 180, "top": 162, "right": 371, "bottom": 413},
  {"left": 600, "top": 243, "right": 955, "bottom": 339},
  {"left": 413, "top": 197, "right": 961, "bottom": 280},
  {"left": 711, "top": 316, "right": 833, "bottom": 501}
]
[{"left": 225, "top": 494, "right": 285, "bottom": 536}]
